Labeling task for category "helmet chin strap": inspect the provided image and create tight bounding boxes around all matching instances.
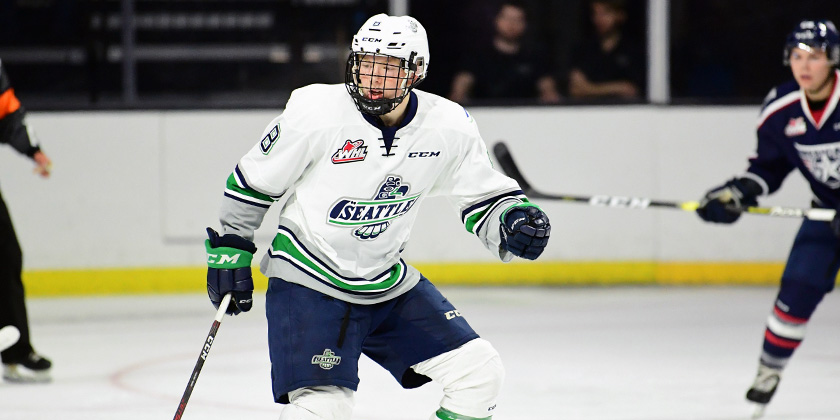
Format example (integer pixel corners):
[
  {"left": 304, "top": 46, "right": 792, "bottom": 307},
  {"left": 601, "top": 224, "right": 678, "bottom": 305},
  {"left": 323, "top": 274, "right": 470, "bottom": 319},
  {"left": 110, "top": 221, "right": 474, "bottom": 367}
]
[{"left": 359, "top": 95, "right": 401, "bottom": 116}]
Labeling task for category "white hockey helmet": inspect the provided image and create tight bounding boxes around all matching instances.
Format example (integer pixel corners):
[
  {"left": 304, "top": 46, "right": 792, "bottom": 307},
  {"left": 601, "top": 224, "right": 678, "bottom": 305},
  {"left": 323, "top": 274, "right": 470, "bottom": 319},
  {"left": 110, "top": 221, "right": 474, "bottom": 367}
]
[{"left": 345, "top": 14, "right": 430, "bottom": 115}]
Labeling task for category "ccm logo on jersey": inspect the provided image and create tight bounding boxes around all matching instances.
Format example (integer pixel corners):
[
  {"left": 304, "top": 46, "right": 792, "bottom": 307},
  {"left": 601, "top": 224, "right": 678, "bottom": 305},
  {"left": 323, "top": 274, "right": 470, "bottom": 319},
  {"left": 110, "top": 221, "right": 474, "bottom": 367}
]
[
  {"left": 785, "top": 117, "right": 807, "bottom": 137},
  {"left": 332, "top": 139, "right": 368, "bottom": 164},
  {"left": 408, "top": 151, "right": 440, "bottom": 158}
]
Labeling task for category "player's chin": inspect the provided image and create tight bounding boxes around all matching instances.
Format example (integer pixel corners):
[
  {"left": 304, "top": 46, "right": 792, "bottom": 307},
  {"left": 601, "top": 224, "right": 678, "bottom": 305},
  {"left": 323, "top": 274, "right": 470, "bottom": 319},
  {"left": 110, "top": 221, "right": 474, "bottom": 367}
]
[{"left": 797, "top": 76, "right": 815, "bottom": 88}]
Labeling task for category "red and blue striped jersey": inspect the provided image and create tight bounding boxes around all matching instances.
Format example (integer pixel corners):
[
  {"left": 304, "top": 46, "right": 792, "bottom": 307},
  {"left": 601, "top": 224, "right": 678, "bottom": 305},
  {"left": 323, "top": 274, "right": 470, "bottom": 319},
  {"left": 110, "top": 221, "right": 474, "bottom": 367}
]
[{"left": 748, "top": 69, "right": 840, "bottom": 208}]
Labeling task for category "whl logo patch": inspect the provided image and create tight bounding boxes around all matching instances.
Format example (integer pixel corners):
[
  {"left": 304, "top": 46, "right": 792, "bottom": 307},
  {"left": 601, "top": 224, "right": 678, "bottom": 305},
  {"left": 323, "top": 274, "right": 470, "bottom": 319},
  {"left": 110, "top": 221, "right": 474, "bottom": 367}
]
[
  {"left": 332, "top": 139, "right": 368, "bottom": 164},
  {"left": 311, "top": 349, "right": 341, "bottom": 370},
  {"left": 785, "top": 117, "right": 807, "bottom": 137},
  {"left": 327, "top": 175, "right": 420, "bottom": 240}
]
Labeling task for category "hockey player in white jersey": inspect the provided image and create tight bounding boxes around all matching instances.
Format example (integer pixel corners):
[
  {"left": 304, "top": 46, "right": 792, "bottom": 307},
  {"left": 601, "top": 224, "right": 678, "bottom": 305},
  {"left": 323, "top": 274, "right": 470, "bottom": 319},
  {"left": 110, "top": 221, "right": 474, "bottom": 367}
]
[{"left": 204, "top": 13, "right": 551, "bottom": 420}]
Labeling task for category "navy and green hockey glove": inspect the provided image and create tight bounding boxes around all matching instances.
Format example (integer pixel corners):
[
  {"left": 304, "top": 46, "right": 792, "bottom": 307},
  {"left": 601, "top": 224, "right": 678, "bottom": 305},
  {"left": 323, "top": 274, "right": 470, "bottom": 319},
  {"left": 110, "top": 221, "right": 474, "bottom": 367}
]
[
  {"left": 697, "top": 178, "right": 762, "bottom": 224},
  {"left": 205, "top": 227, "right": 257, "bottom": 315},
  {"left": 500, "top": 203, "right": 551, "bottom": 260}
]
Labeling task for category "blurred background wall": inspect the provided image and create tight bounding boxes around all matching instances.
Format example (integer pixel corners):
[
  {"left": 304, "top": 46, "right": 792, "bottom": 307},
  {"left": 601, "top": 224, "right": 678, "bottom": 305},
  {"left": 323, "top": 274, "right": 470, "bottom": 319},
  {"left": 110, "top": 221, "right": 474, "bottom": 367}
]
[{"left": 0, "top": 106, "right": 812, "bottom": 294}]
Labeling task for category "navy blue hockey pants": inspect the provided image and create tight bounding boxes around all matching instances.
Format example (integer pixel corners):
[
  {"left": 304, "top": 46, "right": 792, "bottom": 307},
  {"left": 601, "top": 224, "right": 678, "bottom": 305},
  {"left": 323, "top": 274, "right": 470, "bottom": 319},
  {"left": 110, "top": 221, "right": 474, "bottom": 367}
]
[{"left": 265, "top": 275, "right": 479, "bottom": 404}]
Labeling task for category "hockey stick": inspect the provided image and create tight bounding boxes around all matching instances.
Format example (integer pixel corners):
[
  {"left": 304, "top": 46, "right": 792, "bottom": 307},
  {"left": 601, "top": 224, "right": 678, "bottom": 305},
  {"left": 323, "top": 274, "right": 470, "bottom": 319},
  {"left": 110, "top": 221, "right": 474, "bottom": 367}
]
[
  {"left": 0, "top": 326, "right": 20, "bottom": 352},
  {"left": 492, "top": 141, "right": 836, "bottom": 222},
  {"left": 173, "top": 293, "right": 232, "bottom": 420}
]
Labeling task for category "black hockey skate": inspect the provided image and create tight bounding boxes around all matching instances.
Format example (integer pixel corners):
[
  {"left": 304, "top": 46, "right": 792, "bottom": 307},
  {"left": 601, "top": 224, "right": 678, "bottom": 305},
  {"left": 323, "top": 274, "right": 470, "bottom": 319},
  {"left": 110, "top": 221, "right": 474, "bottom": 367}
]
[
  {"left": 746, "top": 364, "right": 781, "bottom": 419},
  {"left": 2, "top": 352, "right": 52, "bottom": 383}
]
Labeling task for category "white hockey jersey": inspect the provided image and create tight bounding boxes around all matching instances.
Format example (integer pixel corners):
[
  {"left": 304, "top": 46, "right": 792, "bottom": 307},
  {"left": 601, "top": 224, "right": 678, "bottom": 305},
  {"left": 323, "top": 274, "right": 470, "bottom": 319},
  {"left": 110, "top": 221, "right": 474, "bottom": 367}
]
[{"left": 220, "top": 84, "right": 526, "bottom": 304}]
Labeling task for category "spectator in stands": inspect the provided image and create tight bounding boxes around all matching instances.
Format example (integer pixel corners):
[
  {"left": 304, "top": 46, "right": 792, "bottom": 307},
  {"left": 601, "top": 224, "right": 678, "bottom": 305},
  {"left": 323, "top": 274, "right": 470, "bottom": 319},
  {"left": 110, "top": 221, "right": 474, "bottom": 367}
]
[
  {"left": 568, "top": 0, "right": 645, "bottom": 100},
  {"left": 449, "top": 0, "right": 561, "bottom": 104}
]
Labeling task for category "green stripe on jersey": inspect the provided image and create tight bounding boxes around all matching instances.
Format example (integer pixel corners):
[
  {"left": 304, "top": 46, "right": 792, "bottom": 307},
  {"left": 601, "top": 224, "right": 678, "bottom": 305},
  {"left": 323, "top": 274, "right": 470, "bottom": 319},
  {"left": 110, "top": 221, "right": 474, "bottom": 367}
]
[
  {"left": 226, "top": 173, "right": 273, "bottom": 202},
  {"left": 464, "top": 197, "right": 530, "bottom": 234},
  {"left": 271, "top": 232, "right": 402, "bottom": 291},
  {"left": 464, "top": 207, "right": 489, "bottom": 234}
]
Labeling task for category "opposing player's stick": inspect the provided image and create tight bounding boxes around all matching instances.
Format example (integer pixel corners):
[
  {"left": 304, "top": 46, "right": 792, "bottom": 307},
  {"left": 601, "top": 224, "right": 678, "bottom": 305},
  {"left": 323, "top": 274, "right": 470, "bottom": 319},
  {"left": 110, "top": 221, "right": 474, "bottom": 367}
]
[
  {"left": 492, "top": 141, "right": 836, "bottom": 222},
  {"left": 173, "top": 293, "right": 232, "bottom": 420},
  {"left": 0, "top": 326, "right": 20, "bottom": 352}
]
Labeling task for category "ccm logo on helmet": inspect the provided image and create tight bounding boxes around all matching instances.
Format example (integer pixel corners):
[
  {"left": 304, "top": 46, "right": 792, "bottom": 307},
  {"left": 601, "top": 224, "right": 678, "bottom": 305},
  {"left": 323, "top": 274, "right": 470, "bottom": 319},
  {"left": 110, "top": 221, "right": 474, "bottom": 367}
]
[{"left": 362, "top": 37, "right": 382, "bottom": 42}]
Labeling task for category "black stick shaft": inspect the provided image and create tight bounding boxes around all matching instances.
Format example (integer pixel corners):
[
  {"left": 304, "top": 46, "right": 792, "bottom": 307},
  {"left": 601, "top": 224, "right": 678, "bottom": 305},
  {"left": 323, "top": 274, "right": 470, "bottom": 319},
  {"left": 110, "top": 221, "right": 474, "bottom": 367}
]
[
  {"left": 492, "top": 141, "right": 835, "bottom": 221},
  {"left": 173, "top": 293, "right": 231, "bottom": 420},
  {"left": 492, "top": 142, "right": 693, "bottom": 209}
]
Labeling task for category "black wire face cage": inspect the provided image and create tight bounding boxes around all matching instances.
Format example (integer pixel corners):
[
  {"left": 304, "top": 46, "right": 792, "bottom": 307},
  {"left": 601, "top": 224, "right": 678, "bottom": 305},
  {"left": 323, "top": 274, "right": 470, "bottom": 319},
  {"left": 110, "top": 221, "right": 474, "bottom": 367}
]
[{"left": 345, "top": 51, "right": 424, "bottom": 116}]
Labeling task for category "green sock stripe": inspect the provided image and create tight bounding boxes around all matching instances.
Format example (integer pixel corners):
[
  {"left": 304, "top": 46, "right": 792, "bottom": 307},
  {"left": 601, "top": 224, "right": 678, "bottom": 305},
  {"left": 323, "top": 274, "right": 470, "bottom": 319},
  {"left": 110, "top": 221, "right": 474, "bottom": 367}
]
[{"left": 435, "top": 407, "right": 492, "bottom": 420}]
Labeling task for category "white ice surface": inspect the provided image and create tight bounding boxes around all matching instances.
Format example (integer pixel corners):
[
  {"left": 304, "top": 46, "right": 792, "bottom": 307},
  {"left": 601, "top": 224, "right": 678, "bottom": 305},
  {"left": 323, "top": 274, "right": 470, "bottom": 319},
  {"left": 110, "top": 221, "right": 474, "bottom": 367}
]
[{"left": 1, "top": 287, "right": 839, "bottom": 420}]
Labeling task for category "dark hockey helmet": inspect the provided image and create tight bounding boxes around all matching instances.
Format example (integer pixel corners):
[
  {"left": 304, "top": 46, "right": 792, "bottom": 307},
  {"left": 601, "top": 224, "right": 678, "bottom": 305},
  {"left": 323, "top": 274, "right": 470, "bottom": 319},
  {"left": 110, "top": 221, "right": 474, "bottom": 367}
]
[
  {"left": 783, "top": 19, "right": 840, "bottom": 66},
  {"left": 345, "top": 14, "right": 429, "bottom": 116}
]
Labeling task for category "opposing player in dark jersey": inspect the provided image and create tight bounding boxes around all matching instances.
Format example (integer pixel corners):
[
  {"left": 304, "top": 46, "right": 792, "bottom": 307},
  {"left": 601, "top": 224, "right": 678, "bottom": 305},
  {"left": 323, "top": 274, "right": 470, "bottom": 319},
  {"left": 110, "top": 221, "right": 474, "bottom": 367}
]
[{"left": 696, "top": 20, "right": 840, "bottom": 417}]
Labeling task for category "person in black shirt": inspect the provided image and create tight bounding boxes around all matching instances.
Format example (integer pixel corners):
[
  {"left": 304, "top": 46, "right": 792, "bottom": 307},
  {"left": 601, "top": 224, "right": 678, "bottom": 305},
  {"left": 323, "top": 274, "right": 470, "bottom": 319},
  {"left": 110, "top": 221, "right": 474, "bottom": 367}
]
[
  {"left": 449, "top": 0, "right": 561, "bottom": 104},
  {"left": 568, "top": 0, "right": 645, "bottom": 100},
  {"left": 0, "top": 59, "right": 53, "bottom": 383}
]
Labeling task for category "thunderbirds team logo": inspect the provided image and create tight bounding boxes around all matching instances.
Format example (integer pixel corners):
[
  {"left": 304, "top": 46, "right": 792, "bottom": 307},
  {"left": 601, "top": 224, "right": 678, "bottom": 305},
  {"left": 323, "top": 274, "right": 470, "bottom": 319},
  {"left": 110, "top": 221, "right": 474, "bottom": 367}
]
[
  {"left": 795, "top": 141, "right": 840, "bottom": 188},
  {"left": 311, "top": 349, "right": 341, "bottom": 370},
  {"left": 332, "top": 139, "right": 368, "bottom": 164},
  {"left": 327, "top": 175, "right": 420, "bottom": 240}
]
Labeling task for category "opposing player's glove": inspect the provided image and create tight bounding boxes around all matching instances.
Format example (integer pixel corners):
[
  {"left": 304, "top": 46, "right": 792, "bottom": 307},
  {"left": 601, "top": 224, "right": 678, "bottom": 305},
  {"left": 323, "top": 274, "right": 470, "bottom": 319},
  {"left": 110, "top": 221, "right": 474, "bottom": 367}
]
[
  {"left": 205, "top": 227, "right": 257, "bottom": 315},
  {"left": 500, "top": 203, "right": 551, "bottom": 260},
  {"left": 696, "top": 178, "right": 762, "bottom": 224}
]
